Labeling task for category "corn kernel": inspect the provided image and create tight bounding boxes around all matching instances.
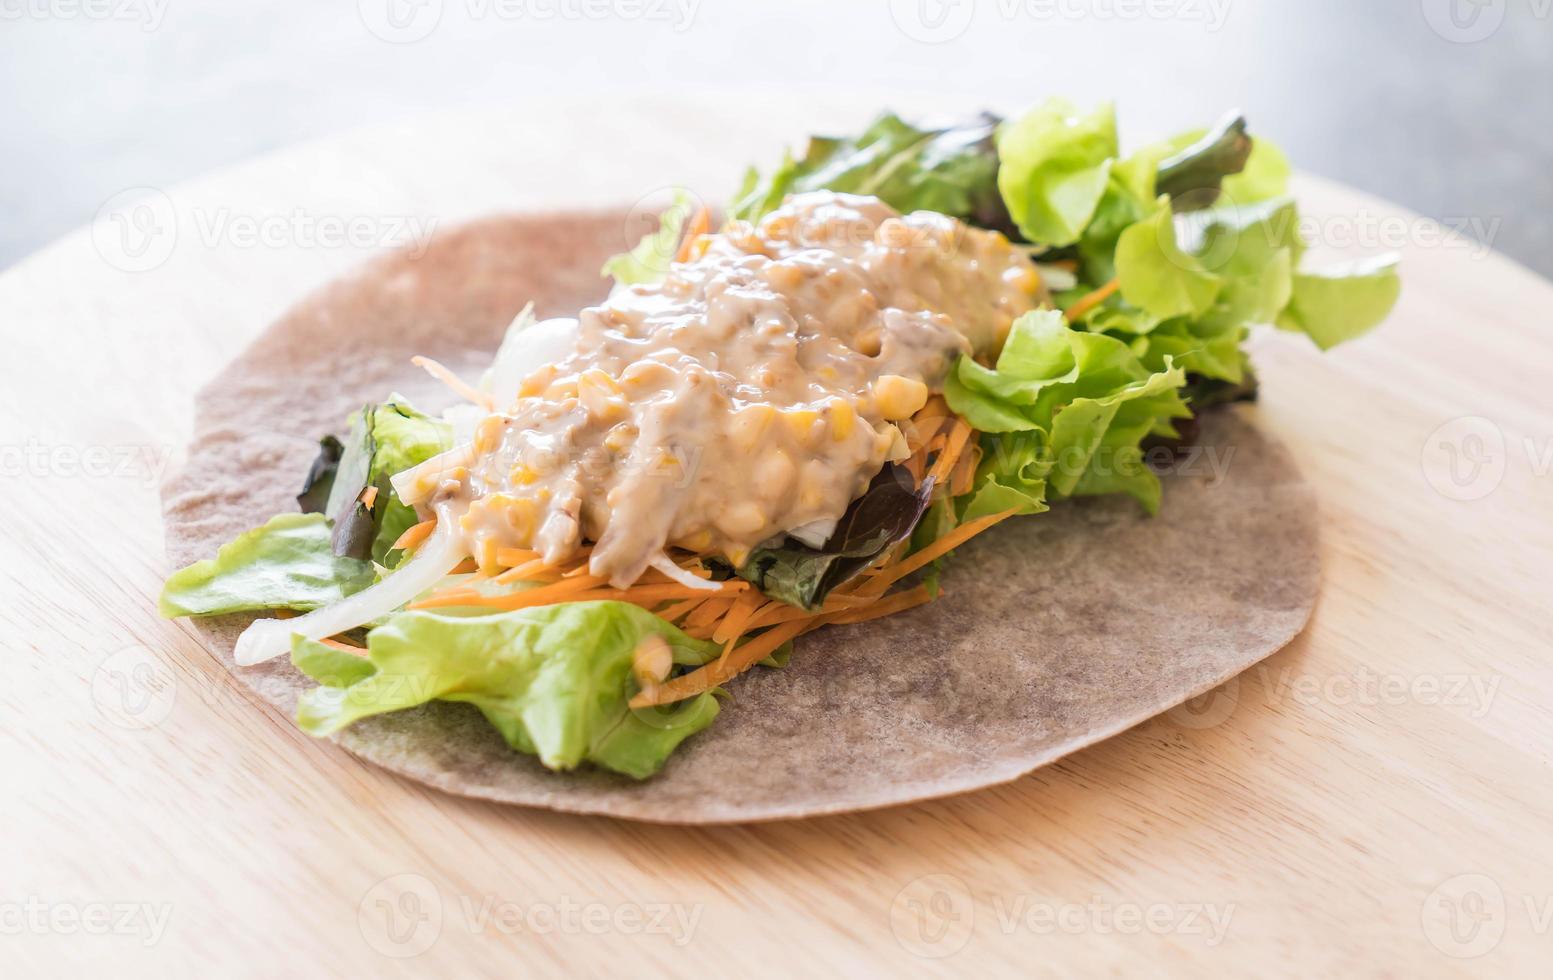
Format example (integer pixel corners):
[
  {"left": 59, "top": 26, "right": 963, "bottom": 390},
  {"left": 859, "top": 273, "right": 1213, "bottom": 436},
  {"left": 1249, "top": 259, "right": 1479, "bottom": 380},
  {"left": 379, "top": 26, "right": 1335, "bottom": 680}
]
[
  {"left": 477, "top": 538, "right": 499, "bottom": 576},
  {"left": 873, "top": 375, "right": 928, "bottom": 421},
  {"left": 509, "top": 462, "right": 539, "bottom": 485},
  {"left": 578, "top": 375, "right": 626, "bottom": 422},
  {"left": 579, "top": 367, "right": 621, "bottom": 394},
  {"left": 633, "top": 635, "right": 673, "bottom": 686},
  {"left": 825, "top": 399, "right": 856, "bottom": 442},
  {"left": 717, "top": 501, "right": 767, "bottom": 537},
  {"left": 680, "top": 528, "right": 713, "bottom": 552},
  {"left": 1007, "top": 266, "right": 1042, "bottom": 295},
  {"left": 519, "top": 365, "right": 557, "bottom": 398},
  {"left": 783, "top": 407, "right": 822, "bottom": 446},
  {"left": 603, "top": 423, "right": 637, "bottom": 452},
  {"left": 473, "top": 415, "right": 505, "bottom": 454},
  {"left": 621, "top": 359, "right": 672, "bottom": 390},
  {"left": 730, "top": 403, "right": 776, "bottom": 451},
  {"left": 544, "top": 379, "right": 579, "bottom": 401}
]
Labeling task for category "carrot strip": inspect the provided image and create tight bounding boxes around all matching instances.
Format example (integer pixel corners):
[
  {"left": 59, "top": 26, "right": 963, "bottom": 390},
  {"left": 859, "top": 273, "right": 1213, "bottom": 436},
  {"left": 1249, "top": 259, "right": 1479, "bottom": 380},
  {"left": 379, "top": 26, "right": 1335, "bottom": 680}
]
[
  {"left": 1062, "top": 277, "right": 1120, "bottom": 322},
  {"left": 821, "top": 585, "right": 934, "bottom": 626},
  {"left": 950, "top": 444, "right": 981, "bottom": 498},
  {"left": 494, "top": 547, "right": 541, "bottom": 567},
  {"left": 712, "top": 593, "right": 760, "bottom": 646},
  {"left": 675, "top": 206, "right": 711, "bottom": 263},
  {"left": 493, "top": 558, "right": 559, "bottom": 584},
  {"left": 319, "top": 636, "right": 368, "bottom": 653},
  {"left": 927, "top": 419, "right": 973, "bottom": 487},
  {"left": 685, "top": 596, "right": 733, "bottom": 629},
  {"left": 859, "top": 508, "right": 1018, "bottom": 597},
  {"left": 409, "top": 573, "right": 609, "bottom": 610},
  {"left": 631, "top": 618, "right": 812, "bottom": 708},
  {"left": 391, "top": 519, "right": 437, "bottom": 552},
  {"left": 410, "top": 355, "right": 494, "bottom": 409},
  {"left": 656, "top": 598, "right": 705, "bottom": 623}
]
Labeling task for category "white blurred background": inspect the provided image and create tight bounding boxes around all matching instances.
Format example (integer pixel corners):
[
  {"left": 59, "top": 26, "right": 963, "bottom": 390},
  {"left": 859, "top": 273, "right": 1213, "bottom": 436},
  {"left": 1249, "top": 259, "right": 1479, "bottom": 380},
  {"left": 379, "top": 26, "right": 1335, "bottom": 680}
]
[{"left": 2, "top": 0, "right": 1550, "bottom": 272}]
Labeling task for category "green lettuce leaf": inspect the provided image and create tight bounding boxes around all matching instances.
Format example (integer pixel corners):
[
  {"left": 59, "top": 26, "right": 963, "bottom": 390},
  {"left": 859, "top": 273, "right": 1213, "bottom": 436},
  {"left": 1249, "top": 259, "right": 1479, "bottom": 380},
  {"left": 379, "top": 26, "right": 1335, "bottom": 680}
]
[
  {"left": 946, "top": 310, "right": 1190, "bottom": 516},
  {"left": 1277, "top": 255, "right": 1402, "bottom": 350},
  {"left": 730, "top": 112, "right": 1006, "bottom": 227},
  {"left": 601, "top": 189, "right": 695, "bottom": 286},
  {"left": 291, "top": 602, "right": 722, "bottom": 779},
  {"left": 159, "top": 513, "right": 376, "bottom": 617},
  {"left": 996, "top": 99, "right": 1118, "bottom": 247},
  {"left": 1115, "top": 198, "right": 1223, "bottom": 320},
  {"left": 327, "top": 399, "right": 452, "bottom": 565}
]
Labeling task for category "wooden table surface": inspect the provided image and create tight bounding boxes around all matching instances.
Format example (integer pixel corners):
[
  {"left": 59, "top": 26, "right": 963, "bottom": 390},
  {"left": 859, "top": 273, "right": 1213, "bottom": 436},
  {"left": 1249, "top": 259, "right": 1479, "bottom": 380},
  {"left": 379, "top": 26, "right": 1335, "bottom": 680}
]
[{"left": 4, "top": 95, "right": 1550, "bottom": 977}]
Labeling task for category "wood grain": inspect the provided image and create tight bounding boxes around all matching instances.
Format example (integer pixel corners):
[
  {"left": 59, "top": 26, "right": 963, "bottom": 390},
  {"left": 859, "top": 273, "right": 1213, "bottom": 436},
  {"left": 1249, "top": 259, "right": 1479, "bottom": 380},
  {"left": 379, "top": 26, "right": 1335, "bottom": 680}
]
[{"left": 3, "top": 95, "right": 1550, "bottom": 977}]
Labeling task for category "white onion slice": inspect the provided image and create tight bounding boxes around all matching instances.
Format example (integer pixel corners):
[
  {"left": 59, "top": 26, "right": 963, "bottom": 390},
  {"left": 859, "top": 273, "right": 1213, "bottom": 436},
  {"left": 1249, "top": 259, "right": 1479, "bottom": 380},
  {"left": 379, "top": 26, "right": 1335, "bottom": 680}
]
[
  {"left": 786, "top": 518, "right": 838, "bottom": 549},
  {"left": 232, "top": 506, "right": 468, "bottom": 666},
  {"left": 648, "top": 553, "right": 721, "bottom": 591},
  {"left": 484, "top": 313, "right": 580, "bottom": 409},
  {"left": 390, "top": 444, "right": 476, "bottom": 506}
]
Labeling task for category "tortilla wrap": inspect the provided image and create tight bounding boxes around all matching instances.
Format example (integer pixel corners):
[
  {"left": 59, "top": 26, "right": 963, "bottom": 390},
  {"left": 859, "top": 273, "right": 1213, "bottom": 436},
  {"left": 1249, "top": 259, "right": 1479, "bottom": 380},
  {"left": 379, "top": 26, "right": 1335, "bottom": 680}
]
[{"left": 161, "top": 210, "right": 1319, "bottom": 824}]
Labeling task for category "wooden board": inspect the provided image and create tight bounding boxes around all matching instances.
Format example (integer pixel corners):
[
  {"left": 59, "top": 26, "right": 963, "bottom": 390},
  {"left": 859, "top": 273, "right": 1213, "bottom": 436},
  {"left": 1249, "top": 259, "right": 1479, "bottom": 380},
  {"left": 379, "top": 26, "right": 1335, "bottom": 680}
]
[{"left": 4, "top": 95, "right": 1550, "bottom": 976}]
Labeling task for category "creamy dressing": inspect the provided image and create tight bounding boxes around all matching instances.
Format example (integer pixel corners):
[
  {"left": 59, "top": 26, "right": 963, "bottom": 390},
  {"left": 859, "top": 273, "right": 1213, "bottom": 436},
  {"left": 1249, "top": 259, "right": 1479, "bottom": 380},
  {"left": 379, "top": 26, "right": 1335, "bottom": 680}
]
[{"left": 434, "top": 191, "right": 1045, "bottom": 587}]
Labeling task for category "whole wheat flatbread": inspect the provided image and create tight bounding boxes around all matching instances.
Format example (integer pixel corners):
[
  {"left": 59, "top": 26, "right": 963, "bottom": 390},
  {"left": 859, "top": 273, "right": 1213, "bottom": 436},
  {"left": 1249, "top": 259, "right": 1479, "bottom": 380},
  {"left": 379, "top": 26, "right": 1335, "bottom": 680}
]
[{"left": 161, "top": 210, "right": 1319, "bottom": 823}]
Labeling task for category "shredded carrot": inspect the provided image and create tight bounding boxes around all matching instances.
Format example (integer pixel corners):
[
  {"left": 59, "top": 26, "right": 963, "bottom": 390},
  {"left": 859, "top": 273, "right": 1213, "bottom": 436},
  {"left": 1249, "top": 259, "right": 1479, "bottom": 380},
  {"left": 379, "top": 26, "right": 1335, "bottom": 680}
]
[
  {"left": 859, "top": 508, "right": 1018, "bottom": 597},
  {"left": 675, "top": 206, "right": 711, "bottom": 263},
  {"left": 493, "top": 547, "right": 541, "bottom": 567},
  {"left": 360, "top": 486, "right": 379, "bottom": 510},
  {"left": 319, "top": 636, "right": 367, "bottom": 653},
  {"left": 631, "top": 617, "right": 810, "bottom": 708},
  {"left": 950, "top": 443, "right": 981, "bottom": 498},
  {"left": 927, "top": 418, "right": 973, "bottom": 487},
  {"left": 391, "top": 519, "right": 437, "bottom": 552},
  {"left": 685, "top": 596, "right": 733, "bottom": 630},
  {"left": 656, "top": 597, "right": 705, "bottom": 623},
  {"left": 411, "top": 355, "right": 494, "bottom": 410},
  {"left": 1062, "top": 277, "right": 1120, "bottom": 322},
  {"left": 410, "top": 573, "right": 609, "bottom": 610},
  {"left": 821, "top": 585, "right": 934, "bottom": 626}
]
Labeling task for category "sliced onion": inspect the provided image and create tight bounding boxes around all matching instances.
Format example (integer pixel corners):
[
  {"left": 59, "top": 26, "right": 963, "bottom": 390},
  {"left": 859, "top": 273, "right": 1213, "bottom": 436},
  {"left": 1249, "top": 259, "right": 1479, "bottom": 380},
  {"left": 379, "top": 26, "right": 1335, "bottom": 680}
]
[
  {"left": 786, "top": 518, "right": 838, "bottom": 549},
  {"left": 485, "top": 313, "right": 580, "bottom": 409},
  {"left": 648, "top": 553, "right": 722, "bottom": 592},
  {"left": 233, "top": 506, "right": 468, "bottom": 666},
  {"left": 390, "top": 444, "right": 475, "bottom": 506}
]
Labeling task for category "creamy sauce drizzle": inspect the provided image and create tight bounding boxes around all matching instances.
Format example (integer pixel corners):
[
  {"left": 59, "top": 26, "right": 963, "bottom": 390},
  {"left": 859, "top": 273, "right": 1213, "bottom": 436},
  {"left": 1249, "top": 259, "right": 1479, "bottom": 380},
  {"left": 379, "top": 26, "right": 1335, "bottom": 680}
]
[{"left": 440, "top": 191, "right": 1044, "bottom": 586}]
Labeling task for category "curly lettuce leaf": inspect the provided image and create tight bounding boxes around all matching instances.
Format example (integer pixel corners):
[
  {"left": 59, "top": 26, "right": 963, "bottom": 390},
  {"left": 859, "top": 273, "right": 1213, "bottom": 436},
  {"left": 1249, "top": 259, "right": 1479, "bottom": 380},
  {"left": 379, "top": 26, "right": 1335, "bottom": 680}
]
[
  {"left": 601, "top": 189, "right": 696, "bottom": 287},
  {"left": 947, "top": 310, "right": 1190, "bottom": 517},
  {"left": 159, "top": 513, "right": 376, "bottom": 617},
  {"left": 1115, "top": 198, "right": 1223, "bottom": 321},
  {"left": 1277, "top": 255, "right": 1402, "bottom": 350},
  {"left": 996, "top": 99, "right": 1118, "bottom": 247},
  {"left": 730, "top": 112, "right": 1005, "bottom": 227},
  {"left": 291, "top": 602, "right": 722, "bottom": 779}
]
